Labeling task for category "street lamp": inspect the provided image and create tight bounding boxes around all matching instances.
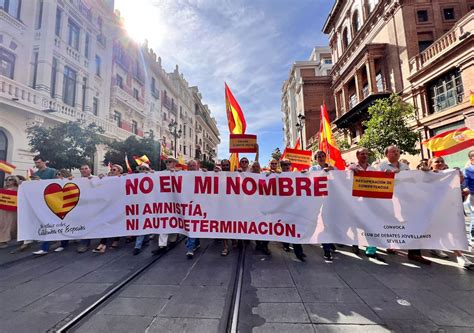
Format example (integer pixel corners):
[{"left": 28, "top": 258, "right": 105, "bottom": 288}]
[
  {"left": 295, "top": 113, "right": 305, "bottom": 149},
  {"left": 168, "top": 120, "right": 182, "bottom": 158}
]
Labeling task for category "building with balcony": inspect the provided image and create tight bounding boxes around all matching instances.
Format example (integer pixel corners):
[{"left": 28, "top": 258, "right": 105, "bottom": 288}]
[
  {"left": 190, "top": 87, "right": 220, "bottom": 163},
  {"left": 281, "top": 47, "right": 335, "bottom": 150},
  {"left": 323, "top": 0, "right": 473, "bottom": 164},
  {"left": 0, "top": 0, "right": 219, "bottom": 184}
]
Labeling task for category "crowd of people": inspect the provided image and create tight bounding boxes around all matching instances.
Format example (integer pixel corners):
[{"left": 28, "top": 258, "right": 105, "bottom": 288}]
[{"left": 1, "top": 147, "right": 473, "bottom": 269}]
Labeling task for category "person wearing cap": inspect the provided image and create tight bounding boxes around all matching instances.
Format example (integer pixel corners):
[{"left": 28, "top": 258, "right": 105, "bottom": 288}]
[
  {"left": 280, "top": 159, "right": 306, "bottom": 261},
  {"left": 152, "top": 157, "right": 178, "bottom": 255},
  {"left": 215, "top": 159, "right": 232, "bottom": 256},
  {"left": 184, "top": 160, "right": 202, "bottom": 259},
  {"left": 133, "top": 163, "right": 152, "bottom": 255}
]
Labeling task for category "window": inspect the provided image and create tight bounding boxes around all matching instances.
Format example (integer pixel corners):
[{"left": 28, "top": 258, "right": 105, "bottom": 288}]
[
  {"left": 31, "top": 51, "right": 38, "bottom": 89},
  {"left": 376, "top": 71, "right": 383, "bottom": 92},
  {"left": 352, "top": 11, "right": 360, "bottom": 34},
  {"left": 114, "top": 111, "right": 121, "bottom": 127},
  {"left": 443, "top": 8, "right": 455, "bottom": 20},
  {"left": 131, "top": 120, "right": 138, "bottom": 134},
  {"left": 151, "top": 77, "right": 156, "bottom": 93},
  {"left": 323, "top": 58, "right": 332, "bottom": 64},
  {"left": 184, "top": 145, "right": 187, "bottom": 155},
  {"left": 95, "top": 55, "right": 101, "bottom": 77},
  {"left": 62, "top": 66, "right": 77, "bottom": 106},
  {"left": 417, "top": 10, "right": 428, "bottom": 22},
  {"left": 55, "top": 8, "right": 61, "bottom": 36},
  {"left": 68, "top": 19, "right": 80, "bottom": 50},
  {"left": 35, "top": 0, "right": 43, "bottom": 29},
  {"left": 50, "top": 57, "right": 57, "bottom": 97},
  {"left": 183, "top": 125, "right": 186, "bottom": 136},
  {"left": 81, "top": 77, "right": 87, "bottom": 111},
  {"left": 133, "top": 88, "right": 139, "bottom": 100},
  {"left": 116, "top": 74, "right": 123, "bottom": 89},
  {"left": 84, "top": 33, "right": 90, "bottom": 59},
  {"left": 418, "top": 40, "right": 433, "bottom": 52},
  {"left": 342, "top": 28, "right": 349, "bottom": 50},
  {"left": 92, "top": 97, "right": 98, "bottom": 115},
  {"left": 0, "top": 47, "right": 15, "bottom": 79},
  {"left": 0, "top": 0, "right": 21, "bottom": 20},
  {"left": 429, "top": 69, "right": 464, "bottom": 113}
]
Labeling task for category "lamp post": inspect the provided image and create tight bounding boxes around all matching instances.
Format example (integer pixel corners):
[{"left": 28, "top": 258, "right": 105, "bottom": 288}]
[
  {"left": 295, "top": 113, "right": 305, "bottom": 149},
  {"left": 168, "top": 120, "right": 182, "bottom": 158}
]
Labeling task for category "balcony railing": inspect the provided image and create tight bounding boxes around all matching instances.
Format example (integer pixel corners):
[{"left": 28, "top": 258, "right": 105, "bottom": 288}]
[
  {"left": 409, "top": 11, "right": 473, "bottom": 74},
  {"left": 0, "top": 76, "right": 131, "bottom": 140},
  {"left": 111, "top": 86, "right": 145, "bottom": 115}
]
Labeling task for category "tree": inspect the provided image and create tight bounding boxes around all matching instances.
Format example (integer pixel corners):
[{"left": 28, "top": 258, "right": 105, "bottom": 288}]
[
  {"left": 271, "top": 148, "right": 282, "bottom": 161},
  {"left": 104, "top": 135, "right": 163, "bottom": 171},
  {"left": 27, "top": 121, "right": 104, "bottom": 170},
  {"left": 359, "top": 93, "right": 420, "bottom": 158}
]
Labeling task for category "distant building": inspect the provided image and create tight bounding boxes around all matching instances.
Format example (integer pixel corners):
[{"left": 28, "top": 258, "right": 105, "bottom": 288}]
[{"left": 281, "top": 47, "right": 335, "bottom": 150}]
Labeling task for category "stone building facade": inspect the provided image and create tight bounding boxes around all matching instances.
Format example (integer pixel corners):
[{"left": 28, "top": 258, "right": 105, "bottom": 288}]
[{"left": 0, "top": 0, "right": 219, "bottom": 184}]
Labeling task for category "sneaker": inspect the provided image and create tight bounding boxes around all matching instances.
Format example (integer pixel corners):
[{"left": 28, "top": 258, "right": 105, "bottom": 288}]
[
  {"left": 386, "top": 249, "right": 397, "bottom": 254},
  {"left": 323, "top": 251, "right": 333, "bottom": 263},
  {"left": 152, "top": 246, "right": 167, "bottom": 255},
  {"left": 295, "top": 253, "right": 305, "bottom": 262},
  {"left": 457, "top": 255, "right": 474, "bottom": 269},
  {"left": 19, "top": 243, "right": 31, "bottom": 251},
  {"left": 0, "top": 242, "right": 8, "bottom": 249},
  {"left": 54, "top": 247, "right": 65, "bottom": 252},
  {"left": 430, "top": 250, "right": 449, "bottom": 259},
  {"left": 186, "top": 250, "right": 194, "bottom": 259},
  {"left": 33, "top": 250, "right": 48, "bottom": 255},
  {"left": 133, "top": 248, "right": 141, "bottom": 256},
  {"left": 283, "top": 245, "right": 290, "bottom": 252}
]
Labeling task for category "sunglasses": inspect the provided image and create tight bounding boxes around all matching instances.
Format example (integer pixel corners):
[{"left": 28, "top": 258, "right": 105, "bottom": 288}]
[
  {"left": 270, "top": 163, "right": 278, "bottom": 165},
  {"left": 221, "top": 164, "right": 230, "bottom": 167},
  {"left": 241, "top": 161, "right": 249, "bottom": 164},
  {"left": 165, "top": 160, "right": 174, "bottom": 164},
  {"left": 281, "top": 163, "right": 291, "bottom": 166}
]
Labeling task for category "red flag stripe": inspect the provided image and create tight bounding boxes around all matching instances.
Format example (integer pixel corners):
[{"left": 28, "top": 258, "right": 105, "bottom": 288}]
[{"left": 63, "top": 193, "right": 80, "bottom": 200}]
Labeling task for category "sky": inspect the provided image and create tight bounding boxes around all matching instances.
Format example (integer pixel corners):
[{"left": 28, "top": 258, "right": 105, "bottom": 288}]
[{"left": 115, "top": 0, "right": 334, "bottom": 165}]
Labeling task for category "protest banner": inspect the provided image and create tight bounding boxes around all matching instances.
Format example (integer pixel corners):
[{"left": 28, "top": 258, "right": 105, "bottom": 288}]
[
  {"left": 18, "top": 170, "right": 468, "bottom": 250},
  {"left": 0, "top": 189, "right": 17, "bottom": 211},
  {"left": 352, "top": 171, "right": 395, "bottom": 199},
  {"left": 229, "top": 134, "right": 257, "bottom": 153},
  {"left": 283, "top": 148, "right": 312, "bottom": 170}
]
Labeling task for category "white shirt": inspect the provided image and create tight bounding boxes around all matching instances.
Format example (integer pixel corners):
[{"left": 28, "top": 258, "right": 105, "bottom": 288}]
[
  {"left": 378, "top": 160, "right": 410, "bottom": 172},
  {"left": 348, "top": 163, "right": 376, "bottom": 172}
]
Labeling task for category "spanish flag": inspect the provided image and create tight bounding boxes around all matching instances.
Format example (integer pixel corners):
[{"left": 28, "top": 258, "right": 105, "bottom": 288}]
[
  {"left": 422, "top": 127, "right": 474, "bottom": 156},
  {"left": 125, "top": 153, "right": 133, "bottom": 174},
  {"left": 134, "top": 155, "right": 150, "bottom": 166},
  {"left": 0, "top": 160, "right": 16, "bottom": 174},
  {"left": 281, "top": 138, "right": 302, "bottom": 171},
  {"left": 318, "top": 103, "right": 346, "bottom": 170},
  {"left": 225, "top": 83, "right": 247, "bottom": 171}
]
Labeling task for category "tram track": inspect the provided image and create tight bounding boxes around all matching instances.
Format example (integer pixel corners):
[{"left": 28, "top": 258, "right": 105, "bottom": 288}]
[{"left": 49, "top": 238, "right": 247, "bottom": 333}]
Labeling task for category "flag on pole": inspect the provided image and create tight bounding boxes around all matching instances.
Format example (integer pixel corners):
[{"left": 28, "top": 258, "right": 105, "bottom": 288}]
[
  {"left": 125, "top": 153, "right": 133, "bottom": 174},
  {"left": 318, "top": 103, "right": 345, "bottom": 170},
  {"left": 225, "top": 83, "right": 247, "bottom": 171},
  {"left": 133, "top": 155, "right": 150, "bottom": 166},
  {"left": 422, "top": 127, "right": 474, "bottom": 156},
  {"left": 0, "top": 160, "right": 16, "bottom": 174}
]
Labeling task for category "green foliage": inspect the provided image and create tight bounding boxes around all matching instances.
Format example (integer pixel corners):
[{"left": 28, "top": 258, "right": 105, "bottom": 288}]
[
  {"left": 336, "top": 137, "right": 351, "bottom": 151},
  {"left": 271, "top": 148, "right": 282, "bottom": 161},
  {"left": 27, "top": 121, "right": 104, "bottom": 170},
  {"left": 359, "top": 94, "right": 420, "bottom": 158},
  {"left": 199, "top": 160, "right": 215, "bottom": 171},
  {"left": 104, "top": 135, "right": 163, "bottom": 171}
]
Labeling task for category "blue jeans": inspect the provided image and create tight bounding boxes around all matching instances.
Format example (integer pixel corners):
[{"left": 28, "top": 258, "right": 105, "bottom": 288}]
[
  {"left": 134, "top": 235, "right": 149, "bottom": 249},
  {"left": 186, "top": 238, "right": 200, "bottom": 251},
  {"left": 41, "top": 240, "right": 69, "bottom": 252}
]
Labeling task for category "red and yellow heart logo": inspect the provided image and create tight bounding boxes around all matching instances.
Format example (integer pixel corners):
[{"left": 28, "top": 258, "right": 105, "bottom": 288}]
[{"left": 43, "top": 183, "right": 80, "bottom": 220}]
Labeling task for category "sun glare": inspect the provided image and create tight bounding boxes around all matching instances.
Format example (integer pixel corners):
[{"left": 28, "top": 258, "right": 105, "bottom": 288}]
[{"left": 115, "top": 0, "right": 166, "bottom": 45}]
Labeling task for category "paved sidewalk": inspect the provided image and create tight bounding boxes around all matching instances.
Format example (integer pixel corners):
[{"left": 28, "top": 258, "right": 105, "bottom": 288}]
[{"left": 239, "top": 242, "right": 474, "bottom": 333}]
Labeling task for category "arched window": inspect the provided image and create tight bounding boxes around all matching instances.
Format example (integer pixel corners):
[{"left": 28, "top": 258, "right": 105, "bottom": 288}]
[
  {"left": 342, "top": 28, "right": 349, "bottom": 50},
  {"left": 352, "top": 11, "right": 361, "bottom": 34}
]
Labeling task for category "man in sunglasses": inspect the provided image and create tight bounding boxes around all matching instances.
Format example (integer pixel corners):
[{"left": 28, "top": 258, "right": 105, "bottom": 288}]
[{"left": 280, "top": 159, "right": 306, "bottom": 261}]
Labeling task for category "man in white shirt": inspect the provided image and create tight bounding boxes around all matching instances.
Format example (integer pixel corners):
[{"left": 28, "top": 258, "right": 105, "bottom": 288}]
[
  {"left": 378, "top": 145, "right": 431, "bottom": 265},
  {"left": 348, "top": 148, "right": 385, "bottom": 262}
]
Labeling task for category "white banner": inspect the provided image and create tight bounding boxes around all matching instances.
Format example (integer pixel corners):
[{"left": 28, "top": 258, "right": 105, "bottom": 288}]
[{"left": 18, "top": 171, "right": 468, "bottom": 250}]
